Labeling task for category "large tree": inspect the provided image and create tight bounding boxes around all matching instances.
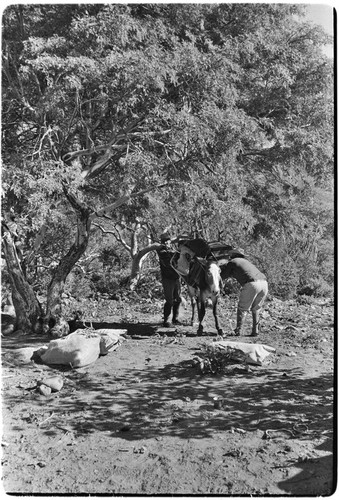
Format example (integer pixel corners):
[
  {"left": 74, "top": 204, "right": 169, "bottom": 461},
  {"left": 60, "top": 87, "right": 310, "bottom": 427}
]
[{"left": 2, "top": 4, "right": 333, "bottom": 335}]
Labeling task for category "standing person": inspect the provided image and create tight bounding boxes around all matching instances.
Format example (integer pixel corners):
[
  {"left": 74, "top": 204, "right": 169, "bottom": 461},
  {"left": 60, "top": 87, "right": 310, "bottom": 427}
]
[
  {"left": 221, "top": 249, "right": 268, "bottom": 337},
  {"left": 156, "top": 232, "right": 182, "bottom": 327}
]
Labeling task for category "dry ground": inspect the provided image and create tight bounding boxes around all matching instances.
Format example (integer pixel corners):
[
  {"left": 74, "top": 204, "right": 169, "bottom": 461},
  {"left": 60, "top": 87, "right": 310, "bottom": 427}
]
[{"left": 1, "top": 294, "right": 335, "bottom": 496}]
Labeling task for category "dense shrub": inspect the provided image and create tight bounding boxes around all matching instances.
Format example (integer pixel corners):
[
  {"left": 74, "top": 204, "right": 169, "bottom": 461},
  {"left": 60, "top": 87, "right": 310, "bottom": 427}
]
[
  {"left": 250, "top": 239, "right": 304, "bottom": 300},
  {"left": 248, "top": 234, "right": 334, "bottom": 299}
]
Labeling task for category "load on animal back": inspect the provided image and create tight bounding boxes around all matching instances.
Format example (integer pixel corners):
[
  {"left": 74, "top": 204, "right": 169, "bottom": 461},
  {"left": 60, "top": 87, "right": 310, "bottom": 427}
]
[{"left": 171, "top": 238, "right": 233, "bottom": 336}]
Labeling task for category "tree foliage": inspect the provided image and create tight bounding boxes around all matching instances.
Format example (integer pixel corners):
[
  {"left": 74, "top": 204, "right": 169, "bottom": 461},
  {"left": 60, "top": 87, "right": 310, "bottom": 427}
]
[{"left": 1, "top": 4, "right": 334, "bottom": 333}]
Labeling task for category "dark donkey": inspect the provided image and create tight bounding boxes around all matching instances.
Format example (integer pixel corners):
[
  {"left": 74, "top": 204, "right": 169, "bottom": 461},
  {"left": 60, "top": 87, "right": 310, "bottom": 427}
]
[{"left": 172, "top": 239, "right": 232, "bottom": 336}]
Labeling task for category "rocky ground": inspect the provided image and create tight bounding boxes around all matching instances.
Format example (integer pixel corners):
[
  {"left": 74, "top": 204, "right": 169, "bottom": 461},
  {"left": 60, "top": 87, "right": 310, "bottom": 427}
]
[{"left": 1, "top": 294, "right": 335, "bottom": 496}]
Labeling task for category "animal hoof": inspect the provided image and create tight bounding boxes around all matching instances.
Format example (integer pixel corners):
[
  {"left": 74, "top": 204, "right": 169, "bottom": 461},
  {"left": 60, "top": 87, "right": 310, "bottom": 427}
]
[{"left": 217, "top": 329, "right": 224, "bottom": 336}]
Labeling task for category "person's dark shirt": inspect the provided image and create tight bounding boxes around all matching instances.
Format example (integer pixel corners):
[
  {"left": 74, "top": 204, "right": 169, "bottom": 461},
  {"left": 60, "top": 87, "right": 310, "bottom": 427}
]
[
  {"left": 157, "top": 244, "right": 179, "bottom": 280},
  {"left": 221, "top": 258, "right": 266, "bottom": 286}
]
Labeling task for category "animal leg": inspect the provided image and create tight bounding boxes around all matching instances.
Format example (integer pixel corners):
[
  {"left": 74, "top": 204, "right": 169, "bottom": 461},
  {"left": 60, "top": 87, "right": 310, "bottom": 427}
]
[
  {"left": 197, "top": 300, "right": 205, "bottom": 335},
  {"left": 163, "top": 302, "right": 172, "bottom": 327},
  {"left": 190, "top": 297, "right": 196, "bottom": 326},
  {"left": 213, "top": 300, "right": 223, "bottom": 336}
]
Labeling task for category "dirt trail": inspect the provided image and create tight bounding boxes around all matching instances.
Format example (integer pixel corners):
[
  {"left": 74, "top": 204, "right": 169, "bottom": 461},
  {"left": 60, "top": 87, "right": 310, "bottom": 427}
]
[{"left": 1, "top": 296, "right": 335, "bottom": 495}]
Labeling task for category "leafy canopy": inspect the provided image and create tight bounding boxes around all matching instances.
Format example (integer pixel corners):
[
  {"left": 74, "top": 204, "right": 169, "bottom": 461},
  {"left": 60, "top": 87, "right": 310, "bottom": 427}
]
[{"left": 2, "top": 3, "right": 334, "bottom": 297}]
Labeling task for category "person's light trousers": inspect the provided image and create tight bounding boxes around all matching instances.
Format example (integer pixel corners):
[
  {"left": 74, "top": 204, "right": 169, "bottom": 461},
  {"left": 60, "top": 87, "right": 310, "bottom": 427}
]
[{"left": 238, "top": 280, "right": 268, "bottom": 312}]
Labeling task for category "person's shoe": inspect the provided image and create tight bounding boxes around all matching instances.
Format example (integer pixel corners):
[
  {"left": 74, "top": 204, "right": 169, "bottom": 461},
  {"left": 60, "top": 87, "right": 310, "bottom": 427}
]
[
  {"left": 172, "top": 319, "right": 182, "bottom": 325},
  {"left": 163, "top": 321, "right": 171, "bottom": 327}
]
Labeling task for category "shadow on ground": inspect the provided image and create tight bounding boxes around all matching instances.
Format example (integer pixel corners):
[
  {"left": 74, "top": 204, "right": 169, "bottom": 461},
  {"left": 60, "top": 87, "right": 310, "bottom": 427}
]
[
  {"left": 3, "top": 334, "right": 333, "bottom": 443},
  {"left": 71, "top": 320, "right": 159, "bottom": 336},
  {"left": 277, "top": 439, "right": 335, "bottom": 495},
  {"left": 2, "top": 317, "right": 335, "bottom": 496}
]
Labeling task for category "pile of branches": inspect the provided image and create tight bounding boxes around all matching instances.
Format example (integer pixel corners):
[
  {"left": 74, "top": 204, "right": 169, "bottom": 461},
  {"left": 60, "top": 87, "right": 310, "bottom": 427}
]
[{"left": 192, "top": 343, "right": 247, "bottom": 375}]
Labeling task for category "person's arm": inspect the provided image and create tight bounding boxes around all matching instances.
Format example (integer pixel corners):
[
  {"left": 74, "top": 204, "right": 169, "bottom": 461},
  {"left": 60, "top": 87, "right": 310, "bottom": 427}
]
[{"left": 220, "top": 261, "right": 232, "bottom": 280}]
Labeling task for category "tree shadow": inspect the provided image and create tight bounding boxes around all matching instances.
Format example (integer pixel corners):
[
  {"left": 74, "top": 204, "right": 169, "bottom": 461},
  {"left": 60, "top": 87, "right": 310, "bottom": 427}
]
[
  {"left": 1, "top": 332, "right": 48, "bottom": 349},
  {"left": 2, "top": 327, "right": 334, "bottom": 454},
  {"left": 277, "top": 439, "right": 335, "bottom": 496},
  {"left": 1, "top": 313, "right": 334, "bottom": 496},
  {"left": 6, "top": 353, "right": 332, "bottom": 444}
]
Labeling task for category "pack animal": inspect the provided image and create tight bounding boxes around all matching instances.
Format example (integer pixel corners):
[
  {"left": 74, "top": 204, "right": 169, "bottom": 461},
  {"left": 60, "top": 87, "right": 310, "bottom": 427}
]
[{"left": 172, "top": 239, "right": 224, "bottom": 336}]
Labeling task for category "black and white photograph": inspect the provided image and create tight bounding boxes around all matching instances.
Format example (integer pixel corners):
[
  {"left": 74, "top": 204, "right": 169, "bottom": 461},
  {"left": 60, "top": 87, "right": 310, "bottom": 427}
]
[{"left": 1, "top": 1, "right": 335, "bottom": 496}]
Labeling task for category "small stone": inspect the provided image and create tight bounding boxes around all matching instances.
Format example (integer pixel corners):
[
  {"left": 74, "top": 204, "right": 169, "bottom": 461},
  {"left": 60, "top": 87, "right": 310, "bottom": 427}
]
[
  {"left": 38, "top": 384, "right": 52, "bottom": 396},
  {"left": 38, "top": 376, "right": 63, "bottom": 392}
]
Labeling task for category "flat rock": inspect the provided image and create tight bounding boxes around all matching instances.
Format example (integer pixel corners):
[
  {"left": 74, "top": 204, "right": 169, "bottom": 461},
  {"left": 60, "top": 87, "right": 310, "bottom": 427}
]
[{"left": 156, "top": 327, "right": 177, "bottom": 334}]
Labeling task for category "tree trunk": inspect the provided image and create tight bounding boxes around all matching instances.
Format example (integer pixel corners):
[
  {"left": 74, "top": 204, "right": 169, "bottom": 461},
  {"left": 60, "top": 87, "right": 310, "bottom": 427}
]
[
  {"left": 2, "top": 229, "right": 42, "bottom": 334},
  {"left": 44, "top": 189, "right": 92, "bottom": 337},
  {"left": 130, "top": 253, "right": 149, "bottom": 290},
  {"left": 129, "top": 243, "right": 161, "bottom": 290}
]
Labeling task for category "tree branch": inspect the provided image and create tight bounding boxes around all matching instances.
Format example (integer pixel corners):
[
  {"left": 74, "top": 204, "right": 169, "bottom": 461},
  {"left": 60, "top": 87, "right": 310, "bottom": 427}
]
[
  {"left": 93, "top": 223, "right": 131, "bottom": 253},
  {"left": 90, "top": 183, "right": 167, "bottom": 220}
]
